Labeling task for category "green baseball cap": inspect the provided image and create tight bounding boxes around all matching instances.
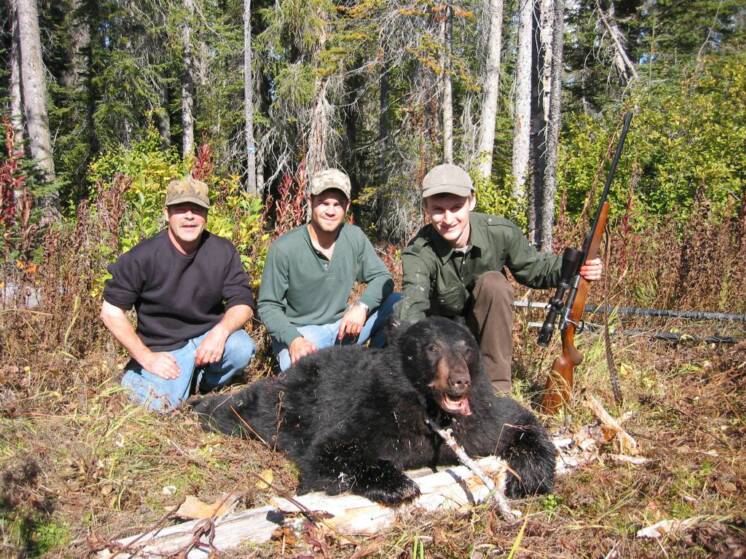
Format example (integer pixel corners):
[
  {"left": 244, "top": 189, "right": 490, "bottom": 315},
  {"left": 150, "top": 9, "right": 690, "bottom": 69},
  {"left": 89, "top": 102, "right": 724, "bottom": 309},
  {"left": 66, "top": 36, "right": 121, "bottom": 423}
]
[
  {"left": 421, "top": 164, "right": 474, "bottom": 198},
  {"left": 165, "top": 177, "right": 210, "bottom": 209}
]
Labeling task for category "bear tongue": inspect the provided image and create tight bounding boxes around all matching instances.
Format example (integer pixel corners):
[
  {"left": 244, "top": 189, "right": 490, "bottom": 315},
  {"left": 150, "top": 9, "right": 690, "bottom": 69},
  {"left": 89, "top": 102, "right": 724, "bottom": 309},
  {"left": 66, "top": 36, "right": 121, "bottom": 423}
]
[{"left": 442, "top": 394, "right": 472, "bottom": 416}]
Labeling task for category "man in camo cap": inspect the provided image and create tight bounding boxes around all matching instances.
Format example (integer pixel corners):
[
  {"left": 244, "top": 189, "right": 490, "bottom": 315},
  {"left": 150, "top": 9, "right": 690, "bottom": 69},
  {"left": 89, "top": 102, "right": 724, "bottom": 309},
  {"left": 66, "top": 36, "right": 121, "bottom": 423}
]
[
  {"left": 258, "top": 168, "right": 400, "bottom": 371},
  {"left": 101, "top": 177, "right": 256, "bottom": 411}
]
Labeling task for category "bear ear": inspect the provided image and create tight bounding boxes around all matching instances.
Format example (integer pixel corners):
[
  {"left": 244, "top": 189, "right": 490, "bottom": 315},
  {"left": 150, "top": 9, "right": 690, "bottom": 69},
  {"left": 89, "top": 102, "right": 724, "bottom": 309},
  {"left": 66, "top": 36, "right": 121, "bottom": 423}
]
[{"left": 385, "top": 317, "right": 412, "bottom": 347}]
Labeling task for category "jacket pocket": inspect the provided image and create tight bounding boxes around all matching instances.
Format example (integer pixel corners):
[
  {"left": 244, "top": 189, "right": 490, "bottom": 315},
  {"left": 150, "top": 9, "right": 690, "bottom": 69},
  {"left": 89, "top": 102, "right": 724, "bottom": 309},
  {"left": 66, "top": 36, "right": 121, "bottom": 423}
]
[{"left": 434, "top": 284, "right": 468, "bottom": 317}]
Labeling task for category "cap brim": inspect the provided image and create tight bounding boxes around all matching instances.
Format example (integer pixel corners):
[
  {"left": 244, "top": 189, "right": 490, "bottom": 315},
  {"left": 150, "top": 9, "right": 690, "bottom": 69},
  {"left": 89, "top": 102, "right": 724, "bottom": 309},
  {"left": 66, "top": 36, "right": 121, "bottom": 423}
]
[
  {"left": 166, "top": 196, "right": 210, "bottom": 209},
  {"left": 309, "top": 186, "right": 350, "bottom": 199},
  {"left": 422, "top": 185, "right": 473, "bottom": 198}
]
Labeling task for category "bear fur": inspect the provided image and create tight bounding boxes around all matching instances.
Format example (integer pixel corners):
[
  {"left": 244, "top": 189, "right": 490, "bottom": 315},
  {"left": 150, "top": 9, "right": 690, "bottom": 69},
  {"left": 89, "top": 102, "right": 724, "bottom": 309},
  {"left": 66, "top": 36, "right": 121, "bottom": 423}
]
[{"left": 192, "top": 317, "right": 556, "bottom": 505}]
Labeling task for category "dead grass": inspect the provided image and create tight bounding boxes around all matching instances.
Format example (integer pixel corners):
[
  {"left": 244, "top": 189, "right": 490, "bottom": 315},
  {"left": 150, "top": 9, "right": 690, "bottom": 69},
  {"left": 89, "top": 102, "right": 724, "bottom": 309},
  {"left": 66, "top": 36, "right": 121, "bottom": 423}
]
[{"left": 1, "top": 324, "right": 744, "bottom": 558}]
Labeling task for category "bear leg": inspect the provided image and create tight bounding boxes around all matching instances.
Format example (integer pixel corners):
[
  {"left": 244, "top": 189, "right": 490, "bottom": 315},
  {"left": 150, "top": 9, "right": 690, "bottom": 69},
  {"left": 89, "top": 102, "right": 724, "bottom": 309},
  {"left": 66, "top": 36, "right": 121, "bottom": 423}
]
[
  {"left": 304, "top": 441, "right": 421, "bottom": 506},
  {"left": 501, "top": 424, "right": 556, "bottom": 498}
]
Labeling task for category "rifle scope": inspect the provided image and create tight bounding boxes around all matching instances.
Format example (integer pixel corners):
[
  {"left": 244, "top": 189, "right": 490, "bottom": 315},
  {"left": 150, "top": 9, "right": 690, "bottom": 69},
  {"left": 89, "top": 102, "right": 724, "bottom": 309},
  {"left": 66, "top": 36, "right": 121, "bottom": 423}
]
[{"left": 537, "top": 248, "right": 583, "bottom": 346}]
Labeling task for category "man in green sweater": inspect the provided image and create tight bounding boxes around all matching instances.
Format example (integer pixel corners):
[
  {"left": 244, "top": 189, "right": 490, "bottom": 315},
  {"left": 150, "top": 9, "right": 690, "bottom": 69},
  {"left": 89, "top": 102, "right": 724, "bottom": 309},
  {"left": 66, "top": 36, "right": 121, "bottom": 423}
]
[
  {"left": 258, "top": 168, "right": 399, "bottom": 371},
  {"left": 397, "top": 164, "right": 602, "bottom": 393}
]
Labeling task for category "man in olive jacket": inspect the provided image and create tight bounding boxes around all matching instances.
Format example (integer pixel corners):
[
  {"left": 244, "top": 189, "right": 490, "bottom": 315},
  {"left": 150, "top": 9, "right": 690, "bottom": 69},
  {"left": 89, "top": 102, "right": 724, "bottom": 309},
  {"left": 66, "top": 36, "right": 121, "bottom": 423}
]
[{"left": 397, "top": 164, "right": 602, "bottom": 393}]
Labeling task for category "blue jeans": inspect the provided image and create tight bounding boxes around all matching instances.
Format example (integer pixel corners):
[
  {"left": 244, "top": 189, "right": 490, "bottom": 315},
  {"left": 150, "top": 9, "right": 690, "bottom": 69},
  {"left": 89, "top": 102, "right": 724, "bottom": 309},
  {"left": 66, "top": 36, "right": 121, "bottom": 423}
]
[
  {"left": 121, "top": 329, "right": 256, "bottom": 411},
  {"left": 272, "top": 293, "right": 401, "bottom": 371}
]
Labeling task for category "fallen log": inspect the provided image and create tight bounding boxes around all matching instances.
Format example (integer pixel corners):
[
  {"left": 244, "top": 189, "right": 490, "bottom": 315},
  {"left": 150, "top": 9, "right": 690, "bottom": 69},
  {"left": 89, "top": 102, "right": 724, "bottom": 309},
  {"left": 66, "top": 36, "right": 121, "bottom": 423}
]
[{"left": 98, "top": 456, "right": 512, "bottom": 559}]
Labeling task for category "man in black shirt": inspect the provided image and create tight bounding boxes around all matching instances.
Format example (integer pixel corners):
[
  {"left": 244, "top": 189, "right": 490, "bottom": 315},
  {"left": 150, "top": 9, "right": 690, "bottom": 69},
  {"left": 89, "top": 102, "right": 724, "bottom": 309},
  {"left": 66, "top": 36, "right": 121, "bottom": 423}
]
[{"left": 101, "top": 177, "right": 256, "bottom": 411}]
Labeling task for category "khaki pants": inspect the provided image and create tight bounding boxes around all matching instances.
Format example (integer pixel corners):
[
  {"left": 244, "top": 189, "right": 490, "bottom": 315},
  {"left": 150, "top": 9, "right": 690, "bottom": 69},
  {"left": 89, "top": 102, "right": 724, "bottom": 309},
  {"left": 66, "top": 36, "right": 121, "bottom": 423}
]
[{"left": 465, "top": 272, "right": 514, "bottom": 393}]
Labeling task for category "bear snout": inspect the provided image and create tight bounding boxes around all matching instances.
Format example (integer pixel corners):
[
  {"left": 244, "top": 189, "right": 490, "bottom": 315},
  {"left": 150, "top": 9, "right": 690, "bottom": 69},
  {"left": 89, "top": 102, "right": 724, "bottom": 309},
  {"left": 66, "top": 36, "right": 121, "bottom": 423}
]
[{"left": 447, "top": 368, "right": 471, "bottom": 396}]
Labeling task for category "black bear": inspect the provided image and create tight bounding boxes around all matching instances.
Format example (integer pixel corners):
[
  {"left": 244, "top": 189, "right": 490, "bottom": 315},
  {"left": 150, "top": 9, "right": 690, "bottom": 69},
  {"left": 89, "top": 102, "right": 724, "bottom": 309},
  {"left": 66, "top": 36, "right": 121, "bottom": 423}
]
[{"left": 192, "top": 317, "right": 555, "bottom": 505}]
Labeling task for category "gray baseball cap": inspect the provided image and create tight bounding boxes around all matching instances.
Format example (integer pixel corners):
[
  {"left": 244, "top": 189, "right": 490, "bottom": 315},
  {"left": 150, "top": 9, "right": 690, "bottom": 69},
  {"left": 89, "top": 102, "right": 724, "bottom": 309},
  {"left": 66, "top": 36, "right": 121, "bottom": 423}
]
[
  {"left": 309, "top": 169, "right": 351, "bottom": 199},
  {"left": 421, "top": 164, "right": 474, "bottom": 198},
  {"left": 165, "top": 177, "right": 210, "bottom": 209}
]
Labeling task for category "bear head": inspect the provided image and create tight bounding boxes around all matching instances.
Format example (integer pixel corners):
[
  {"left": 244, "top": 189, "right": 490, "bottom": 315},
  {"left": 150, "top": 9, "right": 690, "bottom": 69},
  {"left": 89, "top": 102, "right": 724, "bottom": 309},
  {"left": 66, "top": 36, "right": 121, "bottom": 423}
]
[{"left": 396, "top": 317, "right": 481, "bottom": 417}]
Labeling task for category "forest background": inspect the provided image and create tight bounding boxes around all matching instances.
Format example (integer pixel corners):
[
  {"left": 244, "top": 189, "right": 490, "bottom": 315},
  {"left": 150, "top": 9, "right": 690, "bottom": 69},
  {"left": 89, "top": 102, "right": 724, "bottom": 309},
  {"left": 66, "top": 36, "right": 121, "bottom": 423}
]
[{"left": 0, "top": 0, "right": 745, "bottom": 557}]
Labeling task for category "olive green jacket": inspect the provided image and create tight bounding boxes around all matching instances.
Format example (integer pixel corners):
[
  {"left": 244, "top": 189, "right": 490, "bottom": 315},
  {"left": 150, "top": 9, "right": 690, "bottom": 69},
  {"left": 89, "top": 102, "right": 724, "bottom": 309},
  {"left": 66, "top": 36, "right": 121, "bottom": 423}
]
[{"left": 397, "top": 213, "right": 562, "bottom": 322}]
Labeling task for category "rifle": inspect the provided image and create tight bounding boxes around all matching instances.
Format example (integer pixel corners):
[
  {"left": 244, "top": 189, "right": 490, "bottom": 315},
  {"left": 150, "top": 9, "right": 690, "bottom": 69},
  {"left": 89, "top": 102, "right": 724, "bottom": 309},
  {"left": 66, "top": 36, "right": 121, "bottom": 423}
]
[{"left": 539, "top": 112, "right": 633, "bottom": 414}]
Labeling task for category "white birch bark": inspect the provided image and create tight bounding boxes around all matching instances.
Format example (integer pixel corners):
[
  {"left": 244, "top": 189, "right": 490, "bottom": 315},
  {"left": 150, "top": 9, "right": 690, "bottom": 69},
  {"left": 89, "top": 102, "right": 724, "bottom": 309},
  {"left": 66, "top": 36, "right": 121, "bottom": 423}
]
[
  {"left": 16, "top": 0, "right": 56, "bottom": 183},
  {"left": 539, "top": 0, "right": 554, "bottom": 125},
  {"left": 181, "top": 0, "right": 195, "bottom": 159},
  {"left": 441, "top": 5, "right": 454, "bottom": 164},
  {"left": 511, "top": 0, "right": 533, "bottom": 201},
  {"left": 9, "top": 0, "right": 25, "bottom": 147},
  {"left": 244, "top": 0, "right": 257, "bottom": 194},
  {"left": 476, "top": 0, "right": 504, "bottom": 182}
]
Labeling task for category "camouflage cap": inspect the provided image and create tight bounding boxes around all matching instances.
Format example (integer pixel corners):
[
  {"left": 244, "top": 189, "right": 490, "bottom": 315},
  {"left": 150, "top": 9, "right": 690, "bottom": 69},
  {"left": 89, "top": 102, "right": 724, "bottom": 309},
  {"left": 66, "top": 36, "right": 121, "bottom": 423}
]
[
  {"left": 309, "top": 169, "right": 351, "bottom": 199},
  {"left": 421, "top": 164, "right": 473, "bottom": 198},
  {"left": 165, "top": 177, "right": 210, "bottom": 209}
]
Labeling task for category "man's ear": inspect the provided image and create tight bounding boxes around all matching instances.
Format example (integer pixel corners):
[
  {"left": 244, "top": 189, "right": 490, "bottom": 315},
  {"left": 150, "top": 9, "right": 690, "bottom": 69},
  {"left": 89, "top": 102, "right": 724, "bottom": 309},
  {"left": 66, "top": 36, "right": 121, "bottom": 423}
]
[
  {"left": 163, "top": 207, "right": 170, "bottom": 221},
  {"left": 468, "top": 194, "right": 477, "bottom": 211}
]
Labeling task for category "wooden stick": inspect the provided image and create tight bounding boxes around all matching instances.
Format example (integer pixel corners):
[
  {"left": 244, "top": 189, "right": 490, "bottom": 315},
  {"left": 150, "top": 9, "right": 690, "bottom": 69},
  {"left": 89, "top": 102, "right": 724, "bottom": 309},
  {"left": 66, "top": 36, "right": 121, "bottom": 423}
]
[
  {"left": 585, "top": 394, "right": 639, "bottom": 455},
  {"left": 425, "top": 418, "right": 520, "bottom": 521}
]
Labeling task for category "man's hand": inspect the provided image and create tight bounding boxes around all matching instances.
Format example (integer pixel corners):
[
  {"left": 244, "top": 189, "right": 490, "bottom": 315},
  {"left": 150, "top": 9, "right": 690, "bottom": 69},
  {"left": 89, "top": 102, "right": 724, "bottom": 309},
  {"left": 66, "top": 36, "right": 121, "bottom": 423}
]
[
  {"left": 142, "top": 351, "right": 180, "bottom": 379},
  {"left": 195, "top": 324, "right": 229, "bottom": 366},
  {"left": 289, "top": 336, "right": 317, "bottom": 364},
  {"left": 579, "top": 257, "right": 603, "bottom": 282},
  {"left": 337, "top": 303, "right": 368, "bottom": 341}
]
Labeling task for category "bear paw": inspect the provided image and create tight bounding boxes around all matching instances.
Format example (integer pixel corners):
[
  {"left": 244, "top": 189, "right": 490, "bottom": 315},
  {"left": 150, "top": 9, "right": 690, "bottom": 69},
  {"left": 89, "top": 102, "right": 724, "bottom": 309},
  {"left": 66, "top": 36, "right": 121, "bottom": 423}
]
[{"left": 359, "top": 469, "right": 421, "bottom": 506}]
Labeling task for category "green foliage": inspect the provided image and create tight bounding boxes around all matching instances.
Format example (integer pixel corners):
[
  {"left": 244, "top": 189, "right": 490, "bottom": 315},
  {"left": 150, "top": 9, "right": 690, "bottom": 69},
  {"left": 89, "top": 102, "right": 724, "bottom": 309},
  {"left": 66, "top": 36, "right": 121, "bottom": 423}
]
[
  {"left": 0, "top": 514, "right": 69, "bottom": 557},
  {"left": 559, "top": 53, "right": 746, "bottom": 226},
  {"left": 89, "top": 129, "right": 186, "bottom": 253},
  {"left": 472, "top": 170, "right": 526, "bottom": 228}
]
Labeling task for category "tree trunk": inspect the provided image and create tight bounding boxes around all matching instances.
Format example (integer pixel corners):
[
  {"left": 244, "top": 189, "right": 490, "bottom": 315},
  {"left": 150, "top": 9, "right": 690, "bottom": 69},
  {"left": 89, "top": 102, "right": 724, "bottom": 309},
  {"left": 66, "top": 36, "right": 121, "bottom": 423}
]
[
  {"left": 441, "top": 3, "right": 453, "bottom": 164},
  {"left": 476, "top": 0, "right": 504, "bottom": 182},
  {"left": 16, "top": 0, "right": 56, "bottom": 187},
  {"left": 181, "top": 0, "right": 195, "bottom": 159},
  {"left": 158, "top": 86, "right": 171, "bottom": 146},
  {"left": 379, "top": 58, "right": 391, "bottom": 186},
  {"left": 9, "top": 0, "right": 24, "bottom": 147},
  {"left": 244, "top": 0, "right": 257, "bottom": 195},
  {"left": 528, "top": 0, "right": 543, "bottom": 245},
  {"left": 60, "top": 0, "right": 89, "bottom": 90},
  {"left": 307, "top": 79, "right": 331, "bottom": 177},
  {"left": 540, "top": 0, "right": 565, "bottom": 253},
  {"left": 511, "top": 0, "right": 533, "bottom": 202}
]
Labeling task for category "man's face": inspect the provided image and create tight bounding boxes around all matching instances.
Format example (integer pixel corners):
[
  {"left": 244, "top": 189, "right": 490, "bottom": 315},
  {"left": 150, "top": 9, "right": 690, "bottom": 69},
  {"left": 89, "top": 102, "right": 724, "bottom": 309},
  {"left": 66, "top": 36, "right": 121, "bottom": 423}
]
[
  {"left": 310, "top": 189, "right": 349, "bottom": 234},
  {"left": 423, "top": 193, "right": 475, "bottom": 248},
  {"left": 165, "top": 202, "right": 208, "bottom": 246}
]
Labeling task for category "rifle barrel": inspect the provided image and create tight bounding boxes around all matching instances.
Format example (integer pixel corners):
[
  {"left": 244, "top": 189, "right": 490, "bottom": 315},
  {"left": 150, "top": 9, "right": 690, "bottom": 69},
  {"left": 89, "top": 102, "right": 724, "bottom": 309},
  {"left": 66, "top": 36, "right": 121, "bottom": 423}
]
[
  {"left": 584, "top": 112, "right": 634, "bottom": 256},
  {"left": 515, "top": 300, "right": 746, "bottom": 322}
]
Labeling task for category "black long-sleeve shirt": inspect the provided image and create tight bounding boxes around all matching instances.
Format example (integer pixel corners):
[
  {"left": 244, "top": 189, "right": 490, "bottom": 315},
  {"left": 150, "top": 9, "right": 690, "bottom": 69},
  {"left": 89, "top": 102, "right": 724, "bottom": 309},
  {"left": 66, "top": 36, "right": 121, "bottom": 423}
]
[{"left": 103, "top": 230, "right": 254, "bottom": 351}]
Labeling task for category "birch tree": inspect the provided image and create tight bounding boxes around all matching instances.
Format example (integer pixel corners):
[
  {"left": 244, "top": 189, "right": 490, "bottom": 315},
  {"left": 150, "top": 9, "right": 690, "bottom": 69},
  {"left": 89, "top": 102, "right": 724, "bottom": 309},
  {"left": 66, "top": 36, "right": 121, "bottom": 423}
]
[
  {"left": 16, "top": 0, "right": 56, "bottom": 184},
  {"left": 9, "top": 0, "right": 25, "bottom": 146},
  {"left": 476, "top": 0, "right": 504, "bottom": 182},
  {"left": 511, "top": 0, "right": 533, "bottom": 201},
  {"left": 441, "top": 3, "right": 454, "bottom": 164},
  {"left": 244, "top": 0, "right": 257, "bottom": 195},
  {"left": 539, "top": 0, "right": 565, "bottom": 252},
  {"left": 181, "top": 0, "right": 195, "bottom": 159},
  {"left": 527, "top": 0, "right": 565, "bottom": 250}
]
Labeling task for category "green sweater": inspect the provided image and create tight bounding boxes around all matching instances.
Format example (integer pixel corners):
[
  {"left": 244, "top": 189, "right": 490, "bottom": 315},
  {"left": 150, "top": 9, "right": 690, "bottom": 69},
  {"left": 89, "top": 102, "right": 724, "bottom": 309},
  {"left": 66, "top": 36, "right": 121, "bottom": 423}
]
[
  {"left": 258, "top": 223, "right": 393, "bottom": 345},
  {"left": 398, "top": 213, "right": 562, "bottom": 322}
]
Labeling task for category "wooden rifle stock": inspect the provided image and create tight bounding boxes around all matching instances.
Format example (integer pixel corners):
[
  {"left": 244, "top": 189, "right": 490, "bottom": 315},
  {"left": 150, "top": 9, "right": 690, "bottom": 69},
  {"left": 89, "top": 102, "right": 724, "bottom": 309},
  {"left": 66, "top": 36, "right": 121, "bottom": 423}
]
[{"left": 541, "top": 202, "right": 609, "bottom": 414}]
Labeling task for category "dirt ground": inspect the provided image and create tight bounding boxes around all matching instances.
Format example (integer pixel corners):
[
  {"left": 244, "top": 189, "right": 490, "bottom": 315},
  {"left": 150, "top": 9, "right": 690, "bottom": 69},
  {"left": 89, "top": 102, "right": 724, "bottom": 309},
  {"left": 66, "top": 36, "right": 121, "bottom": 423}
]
[{"left": 1, "top": 327, "right": 744, "bottom": 558}]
